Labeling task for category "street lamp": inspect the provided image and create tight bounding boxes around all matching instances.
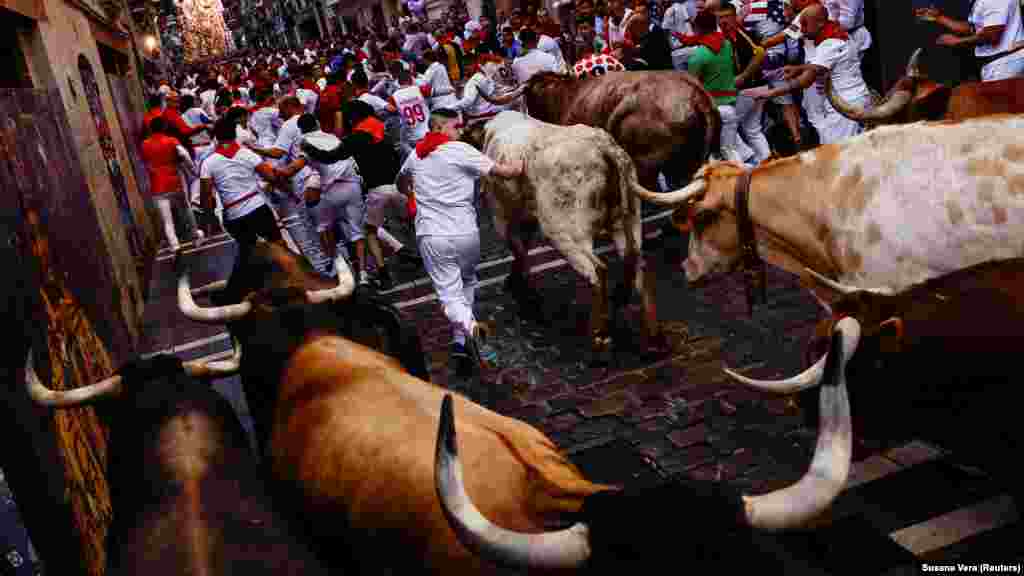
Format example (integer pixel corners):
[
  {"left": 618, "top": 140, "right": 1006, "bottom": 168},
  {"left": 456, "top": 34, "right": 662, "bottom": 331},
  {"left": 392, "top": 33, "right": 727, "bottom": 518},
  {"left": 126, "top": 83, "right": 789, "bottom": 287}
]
[{"left": 144, "top": 34, "right": 158, "bottom": 52}]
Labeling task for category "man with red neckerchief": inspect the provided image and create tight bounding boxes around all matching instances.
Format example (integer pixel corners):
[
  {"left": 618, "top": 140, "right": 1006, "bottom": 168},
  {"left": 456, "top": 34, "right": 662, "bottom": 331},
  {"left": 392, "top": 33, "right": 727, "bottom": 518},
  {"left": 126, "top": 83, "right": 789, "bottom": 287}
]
[
  {"left": 199, "top": 117, "right": 283, "bottom": 263},
  {"left": 394, "top": 108, "right": 523, "bottom": 376},
  {"left": 743, "top": 2, "right": 870, "bottom": 144}
]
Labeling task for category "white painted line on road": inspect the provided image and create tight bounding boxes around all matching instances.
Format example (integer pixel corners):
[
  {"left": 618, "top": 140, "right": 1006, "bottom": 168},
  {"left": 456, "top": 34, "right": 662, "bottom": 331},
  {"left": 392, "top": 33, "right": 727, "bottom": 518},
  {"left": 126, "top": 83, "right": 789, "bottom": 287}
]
[
  {"left": 143, "top": 209, "right": 675, "bottom": 354},
  {"left": 889, "top": 493, "right": 1019, "bottom": 556}
]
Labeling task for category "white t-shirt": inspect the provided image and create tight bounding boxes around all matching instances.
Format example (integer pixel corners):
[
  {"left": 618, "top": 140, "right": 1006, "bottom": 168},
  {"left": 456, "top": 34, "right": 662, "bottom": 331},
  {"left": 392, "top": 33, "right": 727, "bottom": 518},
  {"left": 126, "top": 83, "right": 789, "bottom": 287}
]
[
  {"left": 512, "top": 49, "right": 558, "bottom": 84},
  {"left": 810, "top": 38, "right": 871, "bottom": 108},
  {"left": 662, "top": 2, "right": 694, "bottom": 50},
  {"left": 970, "top": 0, "right": 1024, "bottom": 58},
  {"left": 452, "top": 71, "right": 501, "bottom": 119},
  {"left": 273, "top": 115, "right": 313, "bottom": 193},
  {"left": 391, "top": 84, "right": 432, "bottom": 145},
  {"left": 605, "top": 8, "right": 634, "bottom": 47},
  {"left": 398, "top": 141, "right": 495, "bottom": 237},
  {"left": 358, "top": 92, "right": 392, "bottom": 117},
  {"left": 249, "top": 106, "right": 282, "bottom": 147},
  {"left": 538, "top": 35, "right": 568, "bottom": 73},
  {"left": 199, "top": 147, "right": 268, "bottom": 221},
  {"left": 199, "top": 89, "right": 218, "bottom": 119},
  {"left": 182, "top": 107, "right": 213, "bottom": 145},
  {"left": 296, "top": 88, "right": 319, "bottom": 115},
  {"left": 424, "top": 61, "right": 458, "bottom": 109},
  {"left": 297, "top": 131, "right": 361, "bottom": 189}
]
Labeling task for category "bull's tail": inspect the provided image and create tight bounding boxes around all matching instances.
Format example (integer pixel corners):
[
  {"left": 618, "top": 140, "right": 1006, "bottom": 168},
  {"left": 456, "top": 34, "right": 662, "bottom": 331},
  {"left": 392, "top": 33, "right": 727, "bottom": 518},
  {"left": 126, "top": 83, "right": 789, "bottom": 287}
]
[{"left": 602, "top": 138, "right": 707, "bottom": 208}]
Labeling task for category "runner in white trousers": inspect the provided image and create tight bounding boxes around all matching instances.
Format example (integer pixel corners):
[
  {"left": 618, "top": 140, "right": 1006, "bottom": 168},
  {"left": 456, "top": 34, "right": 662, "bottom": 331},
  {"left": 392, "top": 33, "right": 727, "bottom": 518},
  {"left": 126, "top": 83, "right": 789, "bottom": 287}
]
[{"left": 397, "top": 108, "right": 523, "bottom": 376}]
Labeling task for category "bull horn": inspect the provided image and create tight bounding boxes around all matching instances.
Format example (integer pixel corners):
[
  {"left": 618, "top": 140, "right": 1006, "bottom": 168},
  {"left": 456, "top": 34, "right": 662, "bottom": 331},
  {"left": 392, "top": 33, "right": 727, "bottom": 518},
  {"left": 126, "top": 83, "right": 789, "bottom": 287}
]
[
  {"left": 177, "top": 258, "right": 252, "bottom": 324},
  {"left": 906, "top": 48, "right": 924, "bottom": 78},
  {"left": 181, "top": 336, "right": 243, "bottom": 378},
  {"left": 434, "top": 394, "right": 591, "bottom": 570},
  {"left": 825, "top": 74, "right": 913, "bottom": 123},
  {"left": 305, "top": 254, "right": 356, "bottom": 304},
  {"left": 190, "top": 279, "right": 229, "bottom": 297},
  {"left": 803, "top": 268, "right": 894, "bottom": 296},
  {"left": 723, "top": 350, "right": 828, "bottom": 394},
  {"left": 25, "top": 349, "right": 123, "bottom": 407},
  {"left": 741, "top": 317, "right": 858, "bottom": 530},
  {"left": 631, "top": 177, "right": 707, "bottom": 206},
  {"left": 479, "top": 84, "right": 527, "bottom": 107}
]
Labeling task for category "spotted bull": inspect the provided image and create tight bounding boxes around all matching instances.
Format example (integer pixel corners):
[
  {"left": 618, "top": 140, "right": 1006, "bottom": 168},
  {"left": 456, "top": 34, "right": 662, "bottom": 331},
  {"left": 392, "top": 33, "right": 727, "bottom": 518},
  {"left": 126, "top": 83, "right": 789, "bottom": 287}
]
[
  {"left": 483, "top": 70, "right": 720, "bottom": 190},
  {"left": 722, "top": 258, "right": 1024, "bottom": 504},
  {"left": 638, "top": 114, "right": 1024, "bottom": 308},
  {"left": 826, "top": 48, "right": 1024, "bottom": 126},
  {"left": 463, "top": 110, "right": 708, "bottom": 353},
  {"left": 176, "top": 241, "right": 857, "bottom": 574},
  {"left": 21, "top": 347, "right": 330, "bottom": 575}
]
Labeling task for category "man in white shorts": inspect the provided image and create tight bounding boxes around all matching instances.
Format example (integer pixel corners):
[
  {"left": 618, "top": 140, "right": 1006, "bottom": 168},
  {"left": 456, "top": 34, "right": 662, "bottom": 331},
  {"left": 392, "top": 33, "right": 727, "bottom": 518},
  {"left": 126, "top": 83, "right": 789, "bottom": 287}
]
[
  {"left": 396, "top": 108, "right": 523, "bottom": 376},
  {"left": 276, "top": 114, "right": 368, "bottom": 283},
  {"left": 300, "top": 100, "right": 407, "bottom": 290}
]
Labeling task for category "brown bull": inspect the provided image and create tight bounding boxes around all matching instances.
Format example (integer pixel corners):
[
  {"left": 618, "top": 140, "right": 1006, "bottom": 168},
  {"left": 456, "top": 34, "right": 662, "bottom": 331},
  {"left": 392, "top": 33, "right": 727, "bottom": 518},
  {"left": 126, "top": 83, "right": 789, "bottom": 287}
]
[
  {"left": 484, "top": 71, "right": 721, "bottom": 190},
  {"left": 827, "top": 48, "right": 1024, "bottom": 125},
  {"left": 176, "top": 241, "right": 856, "bottom": 574}
]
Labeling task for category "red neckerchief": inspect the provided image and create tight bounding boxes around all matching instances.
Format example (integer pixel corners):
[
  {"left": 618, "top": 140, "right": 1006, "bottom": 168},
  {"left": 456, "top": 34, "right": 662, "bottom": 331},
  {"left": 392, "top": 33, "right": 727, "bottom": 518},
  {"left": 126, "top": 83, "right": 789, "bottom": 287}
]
[
  {"left": 354, "top": 116, "right": 386, "bottom": 144},
  {"left": 415, "top": 131, "right": 451, "bottom": 158},
  {"left": 216, "top": 141, "right": 242, "bottom": 159},
  {"left": 813, "top": 21, "right": 849, "bottom": 46},
  {"left": 353, "top": 87, "right": 368, "bottom": 98},
  {"left": 692, "top": 32, "right": 726, "bottom": 54}
]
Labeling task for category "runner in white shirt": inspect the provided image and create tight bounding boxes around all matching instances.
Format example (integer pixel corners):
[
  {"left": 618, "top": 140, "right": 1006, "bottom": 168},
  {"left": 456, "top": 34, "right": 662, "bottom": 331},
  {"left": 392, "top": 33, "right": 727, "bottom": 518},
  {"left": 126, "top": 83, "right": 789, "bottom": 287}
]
[
  {"left": 248, "top": 96, "right": 312, "bottom": 203},
  {"left": 247, "top": 88, "right": 282, "bottom": 148},
  {"left": 180, "top": 94, "right": 214, "bottom": 146},
  {"left": 451, "top": 52, "right": 508, "bottom": 126},
  {"left": 199, "top": 117, "right": 283, "bottom": 261},
  {"left": 511, "top": 28, "right": 559, "bottom": 84},
  {"left": 604, "top": 0, "right": 634, "bottom": 48},
  {"left": 662, "top": 0, "right": 697, "bottom": 70},
  {"left": 396, "top": 108, "right": 524, "bottom": 375},
  {"left": 743, "top": 3, "right": 869, "bottom": 144},
  {"left": 822, "top": 0, "right": 871, "bottom": 58},
  {"left": 276, "top": 114, "right": 368, "bottom": 282},
  {"left": 388, "top": 69, "right": 434, "bottom": 162},
  {"left": 421, "top": 48, "right": 460, "bottom": 109},
  {"left": 295, "top": 70, "right": 320, "bottom": 116},
  {"left": 918, "top": 0, "right": 1024, "bottom": 81}
]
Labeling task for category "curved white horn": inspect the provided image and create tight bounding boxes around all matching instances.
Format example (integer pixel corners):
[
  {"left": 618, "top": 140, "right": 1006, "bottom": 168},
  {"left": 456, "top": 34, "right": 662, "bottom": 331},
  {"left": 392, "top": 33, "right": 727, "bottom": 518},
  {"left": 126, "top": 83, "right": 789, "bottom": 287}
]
[
  {"left": 177, "top": 262, "right": 252, "bottom": 323},
  {"left": 190, "top": 279, "right": 229, "bottom": 297},
  {"left": 434, "top": 394, "right": 591, "bottom": 570},
  {"left": 742, "top": 317, "right": 859, "bottom": 530},
  {"left": 804, "top": 268, "right": 894, "bottom": 296},
  {"left": 182, "top": 336, "right": 243, "bottom": 378},
  {"left": 25, "top": 349, "right": 123, "bottom": 407},
  {"left": 723, "top": 350, "right": 828, "bottom": 394},
  {"left": 479, "top": 84, "right": 527, "bottom": 106},
  {"left": 825, "top": 74, "right": 913, "bottom": 123},
  {"left": 906, "top": 48, "right": 924, "bottom": 78},
  {"left": 631, "top": 177, "right": 707, "bottom": 205},
  {"left": 305, "top": 254, "right": 356, "bottom": 304}
]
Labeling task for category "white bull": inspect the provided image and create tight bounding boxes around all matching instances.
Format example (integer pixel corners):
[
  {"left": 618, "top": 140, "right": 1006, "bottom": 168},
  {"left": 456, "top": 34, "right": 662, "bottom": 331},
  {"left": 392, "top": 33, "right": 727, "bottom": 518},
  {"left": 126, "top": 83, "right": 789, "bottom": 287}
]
[{"left": 464, "top": 111, "right": 679, "bottom": 354}]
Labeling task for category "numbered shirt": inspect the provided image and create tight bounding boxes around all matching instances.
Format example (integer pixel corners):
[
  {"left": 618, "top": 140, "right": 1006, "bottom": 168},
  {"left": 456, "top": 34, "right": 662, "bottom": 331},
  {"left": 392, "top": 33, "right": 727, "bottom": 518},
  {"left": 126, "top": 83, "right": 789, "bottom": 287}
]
[{"left": 389, "top": 85, "right": 432, "bottom": 145}]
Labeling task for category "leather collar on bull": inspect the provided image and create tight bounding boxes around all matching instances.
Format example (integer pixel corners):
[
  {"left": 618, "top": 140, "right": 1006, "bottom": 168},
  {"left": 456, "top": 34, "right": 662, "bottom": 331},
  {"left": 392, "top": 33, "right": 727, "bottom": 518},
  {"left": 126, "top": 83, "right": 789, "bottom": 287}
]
[{"left": 735, "top": 170, "right": 767, "bottom": 315}]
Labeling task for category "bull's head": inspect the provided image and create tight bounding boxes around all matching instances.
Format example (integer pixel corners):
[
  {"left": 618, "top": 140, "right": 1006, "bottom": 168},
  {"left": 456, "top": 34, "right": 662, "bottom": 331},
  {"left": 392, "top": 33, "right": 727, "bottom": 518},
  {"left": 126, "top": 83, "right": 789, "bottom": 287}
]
[
  {"left": 177, "top": 240, "right": 355, "bottom": 325},
  {"left": 435, "top": 317, "right": 859, "bottom": 570},
  {"left": 826, "top": 48, "right": 951, "bottom": 126},
  {"left": 22, "top": 342, "right": 242, "bottom": 407},
  {"left": 672, "top": 161, "right": 750, "bottom": 285}
]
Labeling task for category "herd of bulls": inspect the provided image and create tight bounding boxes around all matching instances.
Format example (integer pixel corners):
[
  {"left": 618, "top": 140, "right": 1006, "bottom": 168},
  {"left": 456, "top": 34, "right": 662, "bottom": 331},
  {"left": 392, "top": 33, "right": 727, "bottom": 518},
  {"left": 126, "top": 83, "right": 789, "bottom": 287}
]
[{"left": 21, "top": 51, "right": 1024, "bottom": 573}]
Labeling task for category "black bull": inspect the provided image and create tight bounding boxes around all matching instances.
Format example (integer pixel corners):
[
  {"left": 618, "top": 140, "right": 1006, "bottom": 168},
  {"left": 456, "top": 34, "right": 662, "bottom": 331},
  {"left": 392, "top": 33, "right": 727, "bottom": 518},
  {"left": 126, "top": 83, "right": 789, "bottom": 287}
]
[{"left": 24, "top": 353, "right": 331, "bottom": 575}]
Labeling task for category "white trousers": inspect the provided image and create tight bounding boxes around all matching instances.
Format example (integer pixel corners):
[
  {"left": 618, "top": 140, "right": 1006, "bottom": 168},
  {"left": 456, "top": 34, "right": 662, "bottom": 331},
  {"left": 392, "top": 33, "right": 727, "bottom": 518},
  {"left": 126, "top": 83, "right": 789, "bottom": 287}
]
[
  {"left": 812, "top": 93, "right": 870, "bottom": 145},
  {"left": 150, "top": 192, "right": 202, "bottom": 251},
  {"left": 718, "top": 95, "right": 771, "bottom": 166},
  {"left": 418, "top": 233, "right": 480, "bottom": 345}
]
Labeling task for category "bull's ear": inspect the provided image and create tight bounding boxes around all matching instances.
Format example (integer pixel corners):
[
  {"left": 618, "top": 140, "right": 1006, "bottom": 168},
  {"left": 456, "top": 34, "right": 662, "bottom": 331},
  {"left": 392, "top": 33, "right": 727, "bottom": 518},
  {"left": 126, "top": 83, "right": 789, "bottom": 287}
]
[{"left": 878, "top": 317, "right": 904, "bottom": 353}]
